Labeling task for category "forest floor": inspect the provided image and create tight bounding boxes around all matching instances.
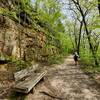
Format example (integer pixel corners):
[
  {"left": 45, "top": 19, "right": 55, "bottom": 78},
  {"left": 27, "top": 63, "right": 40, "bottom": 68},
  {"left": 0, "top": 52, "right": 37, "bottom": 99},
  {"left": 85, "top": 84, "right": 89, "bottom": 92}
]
[{"left": 0, "top": 55, "right": 100, "bottom": 100}]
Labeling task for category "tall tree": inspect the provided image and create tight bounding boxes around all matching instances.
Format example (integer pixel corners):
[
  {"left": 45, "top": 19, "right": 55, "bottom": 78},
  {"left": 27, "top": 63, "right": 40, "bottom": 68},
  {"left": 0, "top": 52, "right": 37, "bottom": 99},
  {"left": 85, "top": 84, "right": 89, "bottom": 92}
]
[
  {"left": 70, "top": 0, "right": 99, "bottom": 66},
  {"left": 68, "top": 2, "right": 84, "bottom": 55}
]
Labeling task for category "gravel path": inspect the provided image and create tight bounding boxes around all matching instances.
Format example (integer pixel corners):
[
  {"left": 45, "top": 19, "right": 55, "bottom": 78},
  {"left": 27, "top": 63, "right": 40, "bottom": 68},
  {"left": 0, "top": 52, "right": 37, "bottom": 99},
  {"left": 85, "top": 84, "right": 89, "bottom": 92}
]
[{"left": 25, "top": 55, "right": 100, "bottom": 100}]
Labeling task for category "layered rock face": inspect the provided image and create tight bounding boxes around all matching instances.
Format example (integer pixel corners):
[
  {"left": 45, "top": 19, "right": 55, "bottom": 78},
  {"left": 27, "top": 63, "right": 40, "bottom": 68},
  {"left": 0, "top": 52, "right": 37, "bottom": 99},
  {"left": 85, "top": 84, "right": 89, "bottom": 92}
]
[
  {"left": 0, "top": 15, "right": 19, "bottom": 57},
  {"left": 0, "top": 15, "right": 47, "bottom": 61},
  {"left": 0, "top": 0, "right": 59, "bottom": 62}
]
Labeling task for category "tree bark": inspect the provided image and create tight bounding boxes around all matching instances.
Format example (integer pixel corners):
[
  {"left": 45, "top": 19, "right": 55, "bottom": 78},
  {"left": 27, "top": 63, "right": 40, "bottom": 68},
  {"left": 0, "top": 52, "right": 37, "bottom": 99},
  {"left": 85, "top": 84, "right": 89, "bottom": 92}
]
[
  {"left": 98, "top": 0, "right": 100, "bottom": 14},
  {"left": 83, "top": 16, "right": 99, "bottom": 66},
  {"left": 77, "top": 21, "right": 83, "bottom": 55},
  {"left": 73, "top": 19, "right": 78, "bottom": 50}
]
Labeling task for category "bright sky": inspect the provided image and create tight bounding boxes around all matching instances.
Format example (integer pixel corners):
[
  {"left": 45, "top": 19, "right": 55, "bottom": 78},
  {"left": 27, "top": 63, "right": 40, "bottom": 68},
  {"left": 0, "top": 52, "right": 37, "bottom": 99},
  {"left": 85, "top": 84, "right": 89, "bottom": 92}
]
[{"left": 31, "top": 0, "right": 35, "bottom": 3}]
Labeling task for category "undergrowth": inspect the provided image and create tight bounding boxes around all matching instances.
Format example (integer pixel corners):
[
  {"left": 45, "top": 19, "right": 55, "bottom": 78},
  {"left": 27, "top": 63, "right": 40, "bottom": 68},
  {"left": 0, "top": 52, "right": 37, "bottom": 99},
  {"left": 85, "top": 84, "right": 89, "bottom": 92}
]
[{"left": 83, "top": 66, "right": 100, "bottom": 74}]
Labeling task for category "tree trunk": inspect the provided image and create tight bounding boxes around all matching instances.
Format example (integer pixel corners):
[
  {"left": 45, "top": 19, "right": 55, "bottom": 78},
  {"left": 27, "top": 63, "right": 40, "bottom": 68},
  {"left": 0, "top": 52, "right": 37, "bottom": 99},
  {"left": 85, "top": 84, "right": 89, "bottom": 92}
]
[
  {"left": 77, "top": 21, "right": 83, "bottom": 55},
  {"left": 73, "top": 19, "right": 78, "bottom": 50},
  {"left": 82, "top": 16, "right": 99, "bottom": 66},
  {"left": 74, "top": 1, "right": 99, "bottom": 66},
  {"left": 98, "top": 0, "right": 100, "bottom": 14}
]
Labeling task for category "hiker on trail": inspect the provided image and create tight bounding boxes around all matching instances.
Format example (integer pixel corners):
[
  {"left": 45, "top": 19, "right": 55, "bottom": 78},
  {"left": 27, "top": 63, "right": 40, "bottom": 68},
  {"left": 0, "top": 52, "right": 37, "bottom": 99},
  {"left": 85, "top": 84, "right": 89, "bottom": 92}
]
[{"left": 73, "top": 52, "right": 79, "bottom": 65}]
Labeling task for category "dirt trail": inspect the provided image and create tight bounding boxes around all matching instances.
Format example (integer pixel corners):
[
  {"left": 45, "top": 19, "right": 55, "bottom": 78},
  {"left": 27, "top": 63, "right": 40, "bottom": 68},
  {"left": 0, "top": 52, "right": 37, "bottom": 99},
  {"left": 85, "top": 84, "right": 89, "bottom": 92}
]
[
  {"left": 25, "top": 55, "right": 100, "bottom": 100},
  {"left": 0, "top": 64, "right": 14, "bottom": 99},
  {"left": 0, "top": 55, "right": 100, "bottom": 100}
]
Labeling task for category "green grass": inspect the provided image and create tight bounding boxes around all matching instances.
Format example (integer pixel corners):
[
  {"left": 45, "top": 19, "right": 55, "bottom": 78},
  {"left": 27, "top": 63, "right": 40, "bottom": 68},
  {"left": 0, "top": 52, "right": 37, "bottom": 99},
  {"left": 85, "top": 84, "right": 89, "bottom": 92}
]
[
  {"left": 8, "top": 58, "right": 32, "bottom": 72},
  {"left": 83, "top": 66, "right": 100, "bottom": 74}
]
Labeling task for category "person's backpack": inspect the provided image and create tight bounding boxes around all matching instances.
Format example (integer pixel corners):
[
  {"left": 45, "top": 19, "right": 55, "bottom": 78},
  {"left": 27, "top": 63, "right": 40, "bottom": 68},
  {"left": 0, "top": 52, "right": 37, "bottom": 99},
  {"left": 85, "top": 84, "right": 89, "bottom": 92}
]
[{"left": 74, "top": 52, "right": 79, "bottom": 60}]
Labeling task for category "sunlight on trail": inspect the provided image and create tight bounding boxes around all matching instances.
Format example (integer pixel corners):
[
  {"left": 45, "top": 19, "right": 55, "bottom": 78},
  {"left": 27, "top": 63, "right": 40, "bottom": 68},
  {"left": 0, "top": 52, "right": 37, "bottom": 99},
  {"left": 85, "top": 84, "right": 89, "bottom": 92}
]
[{"left": 26, "top": 55, "right": 100, "bottom": 100}]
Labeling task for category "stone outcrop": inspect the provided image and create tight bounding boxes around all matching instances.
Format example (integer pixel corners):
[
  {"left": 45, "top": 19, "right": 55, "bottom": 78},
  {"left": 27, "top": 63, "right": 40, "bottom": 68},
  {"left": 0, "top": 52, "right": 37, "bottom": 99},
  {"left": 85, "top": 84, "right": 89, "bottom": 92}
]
[
  {"left": 0, "top": 0, "right": 59, "bottom": 63},
  {"left": 0, "top": 14, "right": 47, "bottom": 61}
]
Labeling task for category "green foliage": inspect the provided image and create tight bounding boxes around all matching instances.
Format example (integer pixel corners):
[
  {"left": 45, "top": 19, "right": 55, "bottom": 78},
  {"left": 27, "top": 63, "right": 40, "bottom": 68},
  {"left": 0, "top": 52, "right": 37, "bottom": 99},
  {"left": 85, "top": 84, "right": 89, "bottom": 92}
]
[
  {"left": 80, "top": 49, "right": 93, "bottom": 66},
  {"left": 29, "top": 0, "right": 72, "bottom": 64},
  {"left": 0, "top": 0, "right": 74, "bottom": 65},
  {"left": 9, "top": 59, "right": 32, "bottom": 71},
  {"left": 88, "top": 16, "right": 100, "bottom": 30},
  {"left": 47, "top": 54, "right": 64, "bottom": 64},
  {"left": 84, "top": 66, "right": 100, "bottom": 74},
  {"left": 34, "top": 0, "right": 65, "bottom": 33},
  {"left": 55, "top": 32, "right": 73, "bottom": 55}
]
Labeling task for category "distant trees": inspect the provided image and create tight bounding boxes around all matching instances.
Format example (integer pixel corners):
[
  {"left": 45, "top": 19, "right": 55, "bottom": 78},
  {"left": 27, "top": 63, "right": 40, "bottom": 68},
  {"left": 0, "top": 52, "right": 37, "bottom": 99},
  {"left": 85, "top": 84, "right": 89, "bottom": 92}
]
[
  {"left": 66, "top": 0, "right": 100, "bottom": 66},
  {"left": 34, "top": 0, "right": 65, "bottom": 32},
  {"left": 33, "top": 0, "right": 73, "bottom": 60}
]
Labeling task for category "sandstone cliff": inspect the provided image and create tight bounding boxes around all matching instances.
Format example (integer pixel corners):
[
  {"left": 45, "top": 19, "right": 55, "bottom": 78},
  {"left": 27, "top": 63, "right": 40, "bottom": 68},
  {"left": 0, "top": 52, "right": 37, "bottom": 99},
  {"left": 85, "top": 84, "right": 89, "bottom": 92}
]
[{"left": 0, "top": 0, "right": 60, "bottom": 65}]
